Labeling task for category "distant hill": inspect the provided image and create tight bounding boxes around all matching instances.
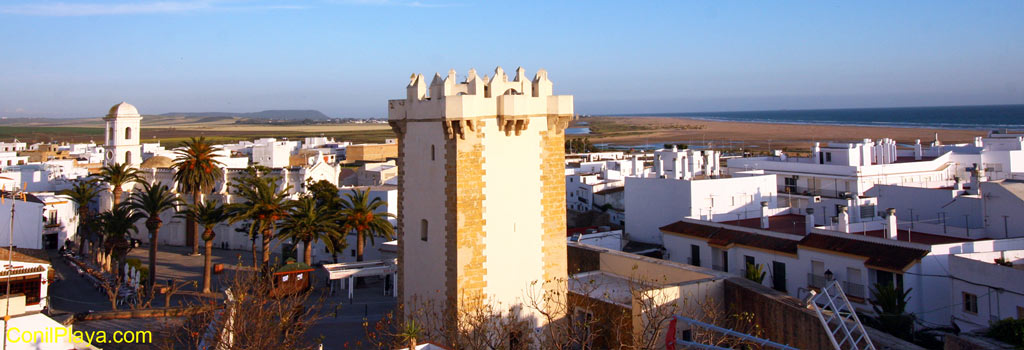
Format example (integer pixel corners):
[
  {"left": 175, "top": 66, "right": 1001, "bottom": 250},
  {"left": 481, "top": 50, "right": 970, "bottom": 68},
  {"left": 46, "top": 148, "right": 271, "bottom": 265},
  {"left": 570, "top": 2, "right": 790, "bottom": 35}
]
[{"left": 159, "top": 110, "right": 329, "bottom": 120}]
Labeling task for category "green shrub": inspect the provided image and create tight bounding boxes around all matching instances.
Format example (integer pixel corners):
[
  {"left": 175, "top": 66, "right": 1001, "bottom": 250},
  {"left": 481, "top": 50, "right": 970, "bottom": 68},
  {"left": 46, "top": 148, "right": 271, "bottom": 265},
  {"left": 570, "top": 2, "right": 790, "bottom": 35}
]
[{"left": 987, "top": 318, "right": 1024, "bottom": 347}]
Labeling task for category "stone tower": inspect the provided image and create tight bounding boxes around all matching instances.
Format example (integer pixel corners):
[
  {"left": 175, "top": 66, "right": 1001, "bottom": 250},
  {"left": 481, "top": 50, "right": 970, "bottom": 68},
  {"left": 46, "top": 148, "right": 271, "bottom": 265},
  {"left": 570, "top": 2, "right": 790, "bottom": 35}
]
[
  {"left": 388, "top": 67, "right": 573, "bottom": 322},
  {"left": 104, "top": 102, "right": 142, "bottom": 166}
]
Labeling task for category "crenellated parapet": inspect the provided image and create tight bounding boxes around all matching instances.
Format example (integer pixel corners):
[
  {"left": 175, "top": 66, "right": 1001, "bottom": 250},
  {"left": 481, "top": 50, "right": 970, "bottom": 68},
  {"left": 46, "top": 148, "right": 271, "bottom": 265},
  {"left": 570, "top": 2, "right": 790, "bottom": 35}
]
[{"left": 388, "top": 67, "right": 574, "bottom": 135}]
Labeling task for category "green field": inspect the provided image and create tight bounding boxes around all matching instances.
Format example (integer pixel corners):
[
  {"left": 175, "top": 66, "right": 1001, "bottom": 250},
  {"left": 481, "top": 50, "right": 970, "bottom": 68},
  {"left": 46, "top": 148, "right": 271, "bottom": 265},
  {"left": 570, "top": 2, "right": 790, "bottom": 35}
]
[
  {"left": 0, "top": 125, "right": 396, "bottom": 147},
  {"left": 0, "top": 127, "right": 105, "bottom": 141}
]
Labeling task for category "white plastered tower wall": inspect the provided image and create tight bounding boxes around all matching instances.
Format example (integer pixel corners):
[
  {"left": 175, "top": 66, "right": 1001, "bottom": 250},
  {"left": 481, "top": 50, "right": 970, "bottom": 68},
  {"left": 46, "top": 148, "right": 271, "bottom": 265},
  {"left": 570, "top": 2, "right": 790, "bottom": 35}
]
[
  {"left": 389, "top": 67, "right": 573, "bottom": 324},
  {"left": 104, "top": 102, "right": 143, "bottom": 166}
]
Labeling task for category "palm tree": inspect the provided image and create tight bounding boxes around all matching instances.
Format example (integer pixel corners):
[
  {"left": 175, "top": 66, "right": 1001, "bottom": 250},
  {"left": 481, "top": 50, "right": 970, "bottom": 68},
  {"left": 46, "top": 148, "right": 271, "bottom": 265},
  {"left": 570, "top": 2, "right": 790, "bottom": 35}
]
[
  {"left": 279, "top": 195, "right": 345, "bottom": 264},
  {"left": 129, "top": 181, "right": 181, "bottom": 291},
  {"left": 58, "top": 180, "right": 101, "bottom": 256},
  {"left": 172, "top": 137, "right": 225, "bottom": 255},
  {"left": 228, "top": 167, "right": 290, "bottom": 272},
  {"left": 94, "top": 162, "right": 143, "bottom": 207},
  {"left": 339, "top": 189, "right": 394, "bottom": 262},
  {"left": 179, "top": 199, "right": 230, "bottom": 293},
  {"left": 97, "top": 203, "right": 143, "bottom": 276}
]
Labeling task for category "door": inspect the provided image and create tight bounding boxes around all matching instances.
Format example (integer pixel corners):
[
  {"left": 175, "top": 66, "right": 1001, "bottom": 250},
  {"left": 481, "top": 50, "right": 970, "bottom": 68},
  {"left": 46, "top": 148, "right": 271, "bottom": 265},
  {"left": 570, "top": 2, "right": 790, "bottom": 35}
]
[{"left": 690, "top": 245, "right": 701, "bottom": 267}]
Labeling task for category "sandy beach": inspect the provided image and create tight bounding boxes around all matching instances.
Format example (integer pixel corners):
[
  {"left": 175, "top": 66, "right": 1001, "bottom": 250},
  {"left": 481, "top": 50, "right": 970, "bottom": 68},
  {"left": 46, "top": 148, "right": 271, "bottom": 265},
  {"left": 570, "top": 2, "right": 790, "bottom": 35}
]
[{"left": 576, "top": 116, "right": 989, "bottom": 151}]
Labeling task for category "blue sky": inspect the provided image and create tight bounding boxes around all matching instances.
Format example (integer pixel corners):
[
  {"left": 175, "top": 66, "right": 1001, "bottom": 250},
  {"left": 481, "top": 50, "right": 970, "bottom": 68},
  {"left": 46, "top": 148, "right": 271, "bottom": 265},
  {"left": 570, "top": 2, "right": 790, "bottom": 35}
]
[{"left": 1, "top": 0, "right": 1022, "bottom": 118}]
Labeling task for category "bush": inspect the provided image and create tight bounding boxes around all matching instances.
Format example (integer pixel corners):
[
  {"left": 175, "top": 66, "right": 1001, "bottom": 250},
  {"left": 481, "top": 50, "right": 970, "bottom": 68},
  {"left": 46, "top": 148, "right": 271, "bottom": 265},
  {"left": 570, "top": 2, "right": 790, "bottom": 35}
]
[
  {"left": 987, "top": 318, "right": 1024, "bottom": 347},
  {"left": 124, "top": 258, "right": 150, "bottom": 283}
]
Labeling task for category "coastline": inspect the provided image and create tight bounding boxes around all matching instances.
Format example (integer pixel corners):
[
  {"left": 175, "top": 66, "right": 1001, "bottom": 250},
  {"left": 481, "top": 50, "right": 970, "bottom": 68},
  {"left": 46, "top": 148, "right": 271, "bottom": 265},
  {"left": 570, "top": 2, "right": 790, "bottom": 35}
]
[{"left": 576, "top": 116, "right": 990, "bottom": 150}]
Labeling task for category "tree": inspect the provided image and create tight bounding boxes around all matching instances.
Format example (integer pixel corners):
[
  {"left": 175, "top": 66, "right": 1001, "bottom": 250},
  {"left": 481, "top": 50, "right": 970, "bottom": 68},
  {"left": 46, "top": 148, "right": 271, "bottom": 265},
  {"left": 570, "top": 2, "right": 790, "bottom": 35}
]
[
  {"left": 306, "top": 179, "right": 342, "bottom": 210},
  {"left": 156, "top": 270, "right": 324, "bottom": 350},
  {"left": 744, "top": 262, "right": 766, "bottom": 284},
  {"left": 339, "top": 189, "right": 394, "bottom": 262},
  {"left": 172, "top": 136, "right": 225, "bottom": 256},
  {"left": 97, "top": 203, "right": 143, "bottom": 277},
  {"left": 179, "top": 199, "right": 230, "bottom": 293},
  {"left": 94, "top": 162, "right": 143, "bottom": 207},
  {"left": 279, "top": 195, "right": 345, "bottom": 265},
  {"left": 58, "top": 180, "right": 101, "bottom": 256},
  {"left": 228, "top": 166, "right": 290, "bottom": 272},
  {"left": 868, "top": 282, "right": 915, "bottom": 340},
  {"left": 129, "top": 181, "right": 181, "bottom": 291}
]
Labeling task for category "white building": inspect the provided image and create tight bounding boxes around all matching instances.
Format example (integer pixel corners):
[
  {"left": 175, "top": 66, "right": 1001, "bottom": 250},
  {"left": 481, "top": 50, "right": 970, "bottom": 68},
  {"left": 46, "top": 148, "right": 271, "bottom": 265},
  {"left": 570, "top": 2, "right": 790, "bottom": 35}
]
[
  {"left": 923, "top": 130, "right": 1024, "bottom": 181},
  {"left": 0, "top": 192, "right": 46, "bottom": 249},
  {"left": 727, "top": 139, "right": 958, "bottom": 223},
  {"left": 36, "top": 192, "right": 80, "bottom": 250},
  {"left": 0, "top": 248, "right": 53, "bottom": 313},
  {"left": 252, "top": 138, "right": 300, "bottom": 168},
  {"left": 566, "top": 170, "right": 623, "bottom": 212},
  {"left": 1, "top": 160, "right": 91, "bottom": 193},
  {"left": 651, "top": 147, "right": 721, "bottom": 180},
  {"left": 0, "top": 151, "right": 28, "bottom": 167},
  {"left": 625, "top": 172, "right": 781, "bottom": 245},
  {"left": 659, "top": 203, "right": 1024, "bottom": 332},
  {"left": 0, "top": 140, "right": 27, "bottom": 153}
]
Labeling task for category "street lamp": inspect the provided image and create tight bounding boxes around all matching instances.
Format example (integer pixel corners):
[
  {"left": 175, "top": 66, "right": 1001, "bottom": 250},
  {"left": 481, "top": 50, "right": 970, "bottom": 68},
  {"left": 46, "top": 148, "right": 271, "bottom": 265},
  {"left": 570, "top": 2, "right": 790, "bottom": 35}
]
[{"left": 824, "top": 269, "right": 834, "bottom": 282}]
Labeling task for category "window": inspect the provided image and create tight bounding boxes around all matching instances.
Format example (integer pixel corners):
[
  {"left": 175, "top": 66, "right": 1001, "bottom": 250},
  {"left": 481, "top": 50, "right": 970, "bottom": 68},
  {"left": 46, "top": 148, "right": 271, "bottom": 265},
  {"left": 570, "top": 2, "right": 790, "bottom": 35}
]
[
  {"left": 108, "top": 127, "right": 114, "bottom": 143},
  {"left": 420, "top": 219, "right": 428, "bottom": 242},
  {"left": 0, "top": 276, "right": 42, "bottom": 305},
  {"left": 744, "top": 255, "right": 755, "bottom": 269},
  {"left": 431, "top": 145, "right": 435, "bottom": 161},
  {"left": 825, "top": 152, "right": 832, "bottom": 162},
  {"left": 963, "top": 292, "right": 978, "bottom": 314},
  {"left": 784, "top": 177, "right": 797, "bottom": 193},
  {"left": 125, "top": 127, "right": 132, "bottom": 140}
]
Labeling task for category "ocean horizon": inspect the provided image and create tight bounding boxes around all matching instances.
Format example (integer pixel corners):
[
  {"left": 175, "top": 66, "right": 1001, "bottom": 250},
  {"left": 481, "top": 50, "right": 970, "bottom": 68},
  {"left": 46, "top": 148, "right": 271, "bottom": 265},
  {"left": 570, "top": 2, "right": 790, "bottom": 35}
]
[{"left": 604, "top": 104, "right": 1024, "bottom": 130}]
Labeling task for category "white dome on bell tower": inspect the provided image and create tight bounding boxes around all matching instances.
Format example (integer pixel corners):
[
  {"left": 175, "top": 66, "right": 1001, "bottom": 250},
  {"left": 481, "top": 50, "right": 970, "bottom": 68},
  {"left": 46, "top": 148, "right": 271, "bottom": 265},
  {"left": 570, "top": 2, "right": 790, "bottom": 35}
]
[{"left": 103, "top": 101, "right": 143, "bottom": 166}]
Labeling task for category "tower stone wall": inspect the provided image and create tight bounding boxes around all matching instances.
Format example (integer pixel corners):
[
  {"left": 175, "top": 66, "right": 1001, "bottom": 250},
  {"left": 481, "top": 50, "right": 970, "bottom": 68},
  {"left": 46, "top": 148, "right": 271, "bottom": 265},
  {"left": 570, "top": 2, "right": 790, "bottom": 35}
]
[{"left": 389, "top": 67, "right": 573, "bottom": 324}]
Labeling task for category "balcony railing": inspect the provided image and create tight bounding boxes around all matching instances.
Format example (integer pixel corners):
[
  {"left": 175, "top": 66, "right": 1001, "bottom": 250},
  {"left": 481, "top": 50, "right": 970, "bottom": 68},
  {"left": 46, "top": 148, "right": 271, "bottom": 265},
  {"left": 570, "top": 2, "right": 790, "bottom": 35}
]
[
  {"left": 808, "top": 273, "right": 828, "bottom": 289},
  {"left": 712, "top": 264, "right": 725, "bottom": 272},
  {"left": 843, "top": 281, "right": 866, "bottom": 300},
  {"left": 781, "top": 186, "right": 845, "bottom": 199}
]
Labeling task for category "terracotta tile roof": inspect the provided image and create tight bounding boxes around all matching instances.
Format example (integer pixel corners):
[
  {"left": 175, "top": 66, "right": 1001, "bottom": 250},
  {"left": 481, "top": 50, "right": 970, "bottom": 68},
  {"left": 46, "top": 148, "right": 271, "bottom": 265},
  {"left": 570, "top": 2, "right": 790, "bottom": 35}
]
[
  {"left": 660, "top": 221, "right": 799, "bottom": 255},
  {"left": 721, "top": 214, "right": 808, "bottom": 236},
  {"left": 0, "top": 248, "right": 50, "bottom": 265},
  {"left": 799, "top": 233, "right": 929, "bottom": 271},
  {"left": 661, "top": 220, "right": 930, "bottom": 271}
]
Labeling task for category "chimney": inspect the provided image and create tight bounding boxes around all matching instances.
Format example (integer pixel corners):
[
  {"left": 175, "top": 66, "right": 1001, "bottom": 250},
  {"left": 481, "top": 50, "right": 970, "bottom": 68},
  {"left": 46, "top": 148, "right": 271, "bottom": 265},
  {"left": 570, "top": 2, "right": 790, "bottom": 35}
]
[
  {"left": 914, "top": 139, "right": 922, "bottom": 160},
  {"left": 804, "top": 208, "right": 816, "bottom": 234},
  {"left": 655, "top": 154, "right": 664, "bottom": 178},
  {"left": 969, "top": 164, "right": 986, "bottom": 195},
  {"left": 885, "top": 208, "right": 898, "bottom": 239},
  {"left": 838, "top": 205, "right": 850, "bottom": 233},
  {"left": 760, "top": 201, "right": 770, "bottom": 229}
]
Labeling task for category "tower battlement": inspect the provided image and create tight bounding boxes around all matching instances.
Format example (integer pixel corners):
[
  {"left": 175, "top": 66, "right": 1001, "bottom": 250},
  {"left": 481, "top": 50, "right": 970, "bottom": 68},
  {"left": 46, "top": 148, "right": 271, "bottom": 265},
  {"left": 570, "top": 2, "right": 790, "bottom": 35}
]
[{"left": 388, "top": 66, "right": 573, "bottom": 122}]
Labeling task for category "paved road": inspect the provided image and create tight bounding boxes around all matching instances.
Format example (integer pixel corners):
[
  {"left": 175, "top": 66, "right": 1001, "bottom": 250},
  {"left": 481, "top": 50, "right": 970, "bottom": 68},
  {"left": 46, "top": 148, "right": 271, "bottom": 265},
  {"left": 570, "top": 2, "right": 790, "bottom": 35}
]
[{"left": 47, "top": 245, "right": 397, "bottom": 349}]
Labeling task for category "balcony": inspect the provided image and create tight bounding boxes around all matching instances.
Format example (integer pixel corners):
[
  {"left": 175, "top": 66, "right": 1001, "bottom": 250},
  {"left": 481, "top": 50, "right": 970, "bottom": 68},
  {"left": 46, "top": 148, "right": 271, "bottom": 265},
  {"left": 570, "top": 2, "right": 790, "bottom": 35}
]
[
  {"left": 780, "top": 186, "right": 846, "bottom": 199},
  {"left": 808, "top": 273, "right": 828, "bottom": 289},
  {"left": 843, "top": 281, "right": 867, "bottom": 301},
  {"left": 712, "top": 264, "right": 725, "bottom": 272}
]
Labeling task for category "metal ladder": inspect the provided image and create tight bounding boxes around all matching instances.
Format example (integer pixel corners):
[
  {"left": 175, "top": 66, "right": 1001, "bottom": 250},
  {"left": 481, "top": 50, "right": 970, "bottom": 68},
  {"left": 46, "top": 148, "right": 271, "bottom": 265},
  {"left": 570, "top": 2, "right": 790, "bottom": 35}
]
[{"left": 809, "top": 280, "right": 876, "bottom": 350}]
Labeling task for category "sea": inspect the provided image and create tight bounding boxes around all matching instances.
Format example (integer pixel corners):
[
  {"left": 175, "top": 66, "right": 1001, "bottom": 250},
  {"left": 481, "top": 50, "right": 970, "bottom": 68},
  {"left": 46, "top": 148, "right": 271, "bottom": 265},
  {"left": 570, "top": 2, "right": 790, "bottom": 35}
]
[{"left": 607, "top": 104, "right": 1024, "bottom": 130}]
